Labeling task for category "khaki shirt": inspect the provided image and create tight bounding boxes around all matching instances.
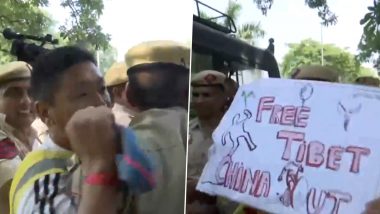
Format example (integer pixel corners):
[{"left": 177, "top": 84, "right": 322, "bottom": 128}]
[
  {"left": 112, "top": 103, "right": 135, "bottom": 127},
  {"left": 187, "top": 118, "right": 239, "bottom": 214},
  {"left": 130, "top": 107, "right": 187, "bottom": 214},
  {"left": 0, "top": 114, "right": 39, "bottom": 214},
  {"left": 187, "top": 118, "right": 214, "bottom": 178}
]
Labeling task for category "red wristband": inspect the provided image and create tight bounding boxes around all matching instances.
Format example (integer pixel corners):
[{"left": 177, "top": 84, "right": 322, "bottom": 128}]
[{"left": 84, "top": 172, "right": 119, "bottom": 187}]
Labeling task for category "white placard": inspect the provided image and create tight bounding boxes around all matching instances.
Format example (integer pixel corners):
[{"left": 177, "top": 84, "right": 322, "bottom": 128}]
[{"left": 197, "top": 79, "right": 380, "bottom": 214}]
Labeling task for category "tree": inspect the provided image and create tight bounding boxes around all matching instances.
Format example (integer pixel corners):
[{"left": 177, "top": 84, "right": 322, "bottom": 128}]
[
  {"left": 281, "top": 39, "right": 373, "bottom": 83},
  {"left": 97, "top": 46, "right": 118, "bottom": 74},
  {"left": 225, "top": 0, "right": 265, "bottom": 45},
  {"left": 198, "top": 0, "right": 265, "bottom": 45},
  {"left": 251, "top": 0, "right": 380, "bottom": 66},
  {"left": 0, "top": 0, "right": 110, "bottom": 64}
]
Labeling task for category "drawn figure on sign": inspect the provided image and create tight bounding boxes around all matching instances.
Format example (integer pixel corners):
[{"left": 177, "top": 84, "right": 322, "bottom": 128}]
[
  {"left": 221, "top": 109, "right": 257, "bottom": 157},
  {"left": 241, "top": 90, "right": 255, "bottom": 108},
  {"left": 277, "top": 161, "right": 308, "bottom": 210},
  {"left": 299, "top": 83, "right": 314, "bottom": 106},
  {"left": 337, "top": 101, "right": 362, "bottom": 131}
]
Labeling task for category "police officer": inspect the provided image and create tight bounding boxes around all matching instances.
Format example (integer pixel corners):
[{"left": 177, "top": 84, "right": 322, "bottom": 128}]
[
  {"left": 187, "top": 70, "right": 237, "bottom": 214},
  {"left": 104, "top": 62, "right": 137, "bottom": 126},
  {"left": 188, "top": 70, "right": 227, "bottom": 178},
  {"left": 0, "top": 61, "right": 39, "bottom": 214},
  {"left": 124, "top": 40, "right": 189, "bottom": 214},
  {"left": 290, "top": 65, "right": 339, "bottom": 82}
]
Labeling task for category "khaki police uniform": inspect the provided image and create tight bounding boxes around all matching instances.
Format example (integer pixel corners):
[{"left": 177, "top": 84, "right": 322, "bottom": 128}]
[
  {"left": 189, "top": 70, "right": 239, "bottom": 214},
  {"left": 124, "top": 40, "right": 189, "bottom": 214},
  {"left": 188, "top": 70, "right": 226, "bottom": 178},
  {"left": 291, "top": 65, "right": 339, "bottom": 82},
  {"left": 104, "top": 62, "right": 135, "bottom": 127},
  {"left": 356, "top": 75, "right": 380, "bottom": 87},
  {"left": 0, "top": 61, "right": 40, "bottom": 214}
]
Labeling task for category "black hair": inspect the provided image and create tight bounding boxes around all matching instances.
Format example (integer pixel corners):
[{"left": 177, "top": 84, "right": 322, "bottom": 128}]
[
  {"left": 127, "top": 62, "right": 189, "bottom": 110},
  {"left": 30, "top": 46, "right": 96, "bottom": 104}
]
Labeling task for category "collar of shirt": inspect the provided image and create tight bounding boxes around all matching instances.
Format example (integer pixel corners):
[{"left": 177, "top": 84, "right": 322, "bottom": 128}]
[
  {"left": 113, "top": 102, "right": 136, "bottom": 118},
  {"left": 40, "top": 134, "right": 71, "bottom": 153}
]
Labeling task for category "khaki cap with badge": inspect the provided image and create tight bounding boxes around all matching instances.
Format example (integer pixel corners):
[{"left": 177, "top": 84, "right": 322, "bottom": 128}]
[
  {"left": 104, "top": 62, "right": 128, "bottom": 87},
  {"left": 123, "top": 40, "right": 189, "bottom": 214},
  {"left": 355, "top": 75, "right": 380, "bottom": 87},
  {"left": 291, "top": 65, "right": 339, "bottom": 82},
  {"left": 191, "top": 70, "right": 227, "bottom": 87},
  {"left": 0, "top": 61, "right": 31, "bottom": 86},
  {"left": 125, "top": 40, "right": 190, "bottom": 70}
]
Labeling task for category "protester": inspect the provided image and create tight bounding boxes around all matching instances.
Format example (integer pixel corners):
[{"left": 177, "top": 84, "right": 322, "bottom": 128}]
[
  {"left": 104, "top": 62, "right": 137, "bottom": 126},
  {"left": 124, "top": 40, "right": 189, "bottom": 214},
  {"left": 8, "top": 46, "right": 140, "bottom": 214},
  {"left": 0, "top": 61, "right": 40, "bottom": 214}
]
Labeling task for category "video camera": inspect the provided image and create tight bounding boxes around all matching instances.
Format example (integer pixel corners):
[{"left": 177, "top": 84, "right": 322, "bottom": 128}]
[{"left": 2, "top": 28, "right": 58, "bottom": 64}]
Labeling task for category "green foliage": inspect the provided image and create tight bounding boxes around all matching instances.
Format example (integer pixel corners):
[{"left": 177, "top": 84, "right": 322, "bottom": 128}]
[
  {"left": 58, "top": 0, "right": 110, "bottom": 50},
  {"left": 281, "top": 39, "right": 370, "bottom": 83},
  {"left": 0, "top": 0, "right": 54, "bottom": 63},
  {"left": 358, "top": 0, "right": 380, "bottom": 64},
  {"left": 226, "top": 0, "right": 265, "bottom": 45},
  {"left": 0, "top": 0, "right": 110, "bottom": 64},
  {"left": 97, "top": 46, "right": 118, "bottom": 74},
  {"left": 252, "top": 0, "right": 337, "bottom": 26}
]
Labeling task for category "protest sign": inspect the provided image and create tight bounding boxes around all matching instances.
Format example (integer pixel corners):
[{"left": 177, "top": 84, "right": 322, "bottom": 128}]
[{"left": 197, "top": 79, "right": 380, "bottom": 214}]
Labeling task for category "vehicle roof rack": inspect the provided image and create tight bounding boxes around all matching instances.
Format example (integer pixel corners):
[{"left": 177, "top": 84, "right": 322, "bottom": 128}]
[{"left": 194, "top": 0, "right": 237, "bottom": 34}]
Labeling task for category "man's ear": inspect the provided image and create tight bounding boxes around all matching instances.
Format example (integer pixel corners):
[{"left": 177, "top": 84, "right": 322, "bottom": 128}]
[
  {"left": 113, "top": 85, "right": 125, "bottom": 99},
  {"left": 35, "top": 101, "right": 54, "bottom": 127}
]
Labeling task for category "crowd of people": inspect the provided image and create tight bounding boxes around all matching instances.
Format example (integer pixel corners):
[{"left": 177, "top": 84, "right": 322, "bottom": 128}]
[
  {"left": 1, "top": 34, "right": 380, "bottom": 214},
  {"left": 0, "top": 40, "right": 189, "bottom": 214}
]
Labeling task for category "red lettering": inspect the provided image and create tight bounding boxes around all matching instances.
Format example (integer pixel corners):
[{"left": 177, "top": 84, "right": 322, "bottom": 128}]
[
  {"left": 256, "top": 97, "right": 274, "bottom": 123},
  {"left": 269, "top": 105, "right": 282, "bottom": 124},
  {"left": 306, "top": 141, "right": 325, "bottom": 167},
  {"left": 346, "top": 146, "right": 370, "bottom": 173},
  {"left": 307, "top": 188, "right": 327, "bottom": 214},
  {"left": 217, "top": 156, "right": 232, "bottom": 184},
  {"left": 295, "top": 106, "right": 310, "bottom": 128},
  {"left": 296, "top": 142, "right": 306, "bottom": 163},
  {"left": 224, "top": 162, "right": 238, "bottom": 188},
  {"left": 239, "top": 169, "right": 249, "bottom": 194},
  {"left": 249, "top": 170, "right": 261, "bottom": 196},
  {"left": 326, "top": 190, "right": 352, "bottom": 214},
  {"left": 326, "top": 146, "right": 344, "bottom": 171},
  {"left": 253, "top": 171, "right": 271, "bottom": 197},
  {"left": 233, "top": 163, "right": 244, "bottom": 191},
  {"left": 281, "top": 106, "right": 296, "bottom": 126},
  {"left": 277, "top": 130, "right": 305, "bottom": 161}
]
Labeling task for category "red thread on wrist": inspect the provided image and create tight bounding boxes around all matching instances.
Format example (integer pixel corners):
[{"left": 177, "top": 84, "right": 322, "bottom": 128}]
[{"left": 84, "top": 172, "right": 119, "bottom": 187}]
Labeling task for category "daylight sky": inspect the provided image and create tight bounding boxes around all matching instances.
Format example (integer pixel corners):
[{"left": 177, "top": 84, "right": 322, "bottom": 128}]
[
  {"left": 49, "top": 0, "right": 193, "bottom": 61},
  {"left": 198, "top": 0, "right": 373, "bottom": 68},
  {"left": 49, "top": 0, "right": 373, "bottom": 68}
]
